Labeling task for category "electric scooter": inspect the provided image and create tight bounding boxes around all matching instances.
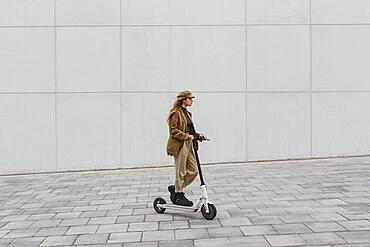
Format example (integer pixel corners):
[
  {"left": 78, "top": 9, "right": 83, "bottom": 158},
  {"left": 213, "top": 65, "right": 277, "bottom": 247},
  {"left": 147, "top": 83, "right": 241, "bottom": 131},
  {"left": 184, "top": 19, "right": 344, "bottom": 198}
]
[{"left": 153, "top": 136, "right": 217, "bottom": 220}]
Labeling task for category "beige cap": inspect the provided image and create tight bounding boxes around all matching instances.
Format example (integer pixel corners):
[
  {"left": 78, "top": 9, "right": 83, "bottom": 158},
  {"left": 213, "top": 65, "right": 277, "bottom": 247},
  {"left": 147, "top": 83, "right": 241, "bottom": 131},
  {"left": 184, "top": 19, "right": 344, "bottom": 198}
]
[{"left": 176, "top": 90, "right": 195, "bottom": 100}]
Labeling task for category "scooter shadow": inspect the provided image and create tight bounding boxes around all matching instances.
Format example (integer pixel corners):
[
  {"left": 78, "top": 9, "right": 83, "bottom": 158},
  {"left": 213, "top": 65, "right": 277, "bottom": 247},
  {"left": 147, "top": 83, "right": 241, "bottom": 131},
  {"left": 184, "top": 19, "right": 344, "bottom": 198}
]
[{"left": 164, "top": 209, "right": 202, "bottom": 219}]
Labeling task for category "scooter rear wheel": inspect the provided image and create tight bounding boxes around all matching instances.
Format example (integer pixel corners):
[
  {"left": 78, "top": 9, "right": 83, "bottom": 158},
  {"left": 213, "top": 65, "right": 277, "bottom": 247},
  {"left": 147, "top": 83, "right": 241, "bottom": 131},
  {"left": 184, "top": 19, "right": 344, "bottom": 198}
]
[
  {"left": 153, "top": 197, "right": 166, "bottom": 214},
  {"left": 201, "top": 204, "right": 217, "bottom": 220}
]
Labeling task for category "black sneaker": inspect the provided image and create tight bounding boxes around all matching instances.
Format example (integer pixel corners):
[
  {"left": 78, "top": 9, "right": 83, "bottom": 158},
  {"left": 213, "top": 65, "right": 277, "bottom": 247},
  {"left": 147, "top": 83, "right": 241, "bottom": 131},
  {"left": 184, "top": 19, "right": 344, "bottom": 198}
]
[
  {"left": 168, "top": 185, "right": 175, "bottom": 204},
  {"left": 174, "top": 192, "right": 193, "bottom": 207}
]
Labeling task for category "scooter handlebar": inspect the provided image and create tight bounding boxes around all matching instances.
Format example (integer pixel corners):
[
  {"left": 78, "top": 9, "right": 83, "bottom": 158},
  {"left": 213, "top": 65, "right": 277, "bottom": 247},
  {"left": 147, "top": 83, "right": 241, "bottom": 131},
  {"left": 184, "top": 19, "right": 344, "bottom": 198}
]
[{"left": 195, "top": 135, "right": 209, "bottom": 142}]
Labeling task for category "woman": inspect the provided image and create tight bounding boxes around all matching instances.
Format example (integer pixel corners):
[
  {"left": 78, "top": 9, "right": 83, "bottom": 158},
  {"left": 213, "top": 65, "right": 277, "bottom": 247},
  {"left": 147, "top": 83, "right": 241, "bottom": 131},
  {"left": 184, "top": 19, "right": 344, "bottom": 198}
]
[{"left": 166, "top": 91, "right": 204, "bottom": 207}]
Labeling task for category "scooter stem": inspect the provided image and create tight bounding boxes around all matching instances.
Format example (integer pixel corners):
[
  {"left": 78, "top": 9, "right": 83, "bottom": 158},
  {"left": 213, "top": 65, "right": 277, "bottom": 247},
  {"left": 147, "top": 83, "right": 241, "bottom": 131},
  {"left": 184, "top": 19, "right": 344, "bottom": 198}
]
[{"left": 192, "top": 139, "right": 205, "bottom": 186}]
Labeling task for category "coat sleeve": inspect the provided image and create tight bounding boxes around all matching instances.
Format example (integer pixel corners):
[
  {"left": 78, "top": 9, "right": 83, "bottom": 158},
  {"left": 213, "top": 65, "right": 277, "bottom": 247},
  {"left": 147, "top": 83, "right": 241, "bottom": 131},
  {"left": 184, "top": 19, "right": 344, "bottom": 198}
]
[{"left": 169, "top": 111, "right": 190, "bottom": 141}]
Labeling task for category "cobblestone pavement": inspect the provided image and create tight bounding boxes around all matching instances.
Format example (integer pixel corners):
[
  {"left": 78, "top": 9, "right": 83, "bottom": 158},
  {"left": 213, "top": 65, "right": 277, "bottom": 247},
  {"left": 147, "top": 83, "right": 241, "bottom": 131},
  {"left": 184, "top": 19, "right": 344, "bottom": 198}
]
[{"left": 1, "top": 156, "right": 370, "bottom": 247}]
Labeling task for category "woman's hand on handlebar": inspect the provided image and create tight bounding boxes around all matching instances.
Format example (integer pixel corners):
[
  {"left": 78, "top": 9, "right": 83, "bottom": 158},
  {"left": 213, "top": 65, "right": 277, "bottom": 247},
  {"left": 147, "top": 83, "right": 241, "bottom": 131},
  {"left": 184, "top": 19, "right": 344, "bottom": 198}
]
[
  {"left": 189, "top": 134, "right": 209, "bottom": 141},
  {"left": 197, "top": 133, "right": 209, "bottom": 141}
]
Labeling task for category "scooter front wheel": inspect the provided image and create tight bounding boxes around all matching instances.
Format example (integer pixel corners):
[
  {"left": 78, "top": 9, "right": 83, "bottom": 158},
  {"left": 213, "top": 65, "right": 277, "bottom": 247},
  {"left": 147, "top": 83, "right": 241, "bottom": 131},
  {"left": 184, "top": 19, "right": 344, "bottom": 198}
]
[
  {"left": 201, "top": 204, "right": 217, "bottom": 220},
  {"left": 153, "top": 197, "right": 166, "bottom": 214}
]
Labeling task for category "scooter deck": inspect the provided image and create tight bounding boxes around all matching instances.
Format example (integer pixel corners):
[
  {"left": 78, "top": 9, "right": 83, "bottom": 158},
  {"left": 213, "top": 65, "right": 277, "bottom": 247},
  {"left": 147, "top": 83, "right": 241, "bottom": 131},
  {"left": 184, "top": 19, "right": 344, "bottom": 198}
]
[{"left": 159, "top": 203, "right": 199, "bottom": 212}]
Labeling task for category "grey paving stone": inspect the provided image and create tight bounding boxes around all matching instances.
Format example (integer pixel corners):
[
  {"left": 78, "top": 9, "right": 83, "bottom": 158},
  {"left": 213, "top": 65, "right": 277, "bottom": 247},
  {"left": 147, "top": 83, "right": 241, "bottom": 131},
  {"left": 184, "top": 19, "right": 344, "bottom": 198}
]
[
  {"left": 0, "top": 222, "right": 6, "bottom": 229},
  {"left": 189, "top": 219, "right": 221, "bottom": 229},
  {"left": 48, "top": 207, "right": 75, "bottom": 214},
  {"left": 159, "top": 221, "right": 189, "bottom": 230},
  {"left": 0, "top": 209, "right": 24, "bottom": 217},
  {"left": 21, "top": 203, "right": 46, "bottom": 209},
  {"left": 341, "top": 197, "right": 370, "bottom": 203},
  {"left": 26, "top": 214, "right": 55, "bottom": 221},
  {"left": 340, "top": 211, "right": 370, "bottom": 220},
  {"left": 88, "top": 216, "right": 117, "bottom": 225},
  {"left": 34, "top": 226, "right": 69, "bottom": 237},
  {"left": 7, "top": 237, "right": 45, "bottom": 246},
  {"left": 0, "top": 230, "right": 10, "bottom": 238},
  {"left": 0, "top": 239, "right": 15, "bottom": 246},
  {"left": 300, "top": 232, "right": 346, "bottom": 245},
  {"left": 30, "top": 219, "right": 61, "bottom": 228},
  {"left": 338, "top": 219, "right": 370, "bottom": 230},
  {"left": 314, "top": 206, "right": 347, "bottom": 213},
  {"left": 272, "top": 223, "right": 312, "bottom": 234},
  {"left": 279, "top": 214, "right": 316, "bottom": 224},
  {"left": 43, "top": 202, "right": 68, "bottom": 208},
  {"left": 256, "top": 208, "right": 290, "bottom": 216},
  {"left": 108, "top": 232, "right": 142, "bottom": 244},
  {"left": 74, "top": 233, "right": 109, "bottom": 245},
  {"left": 341, "top": 204, "right": 370, "bottom": 212},
  {"left": 175, "top": 228, "right": 208, "bottom": 240},
  {"left": 240, "top": 225, "right": 277, "bottom": 236},
  {"left": 334, "top": 244, "right": 370, "bottom": 247},
  {"left": 142, "top": 230, "right": 175, "bottom": 241},
  {"left": 24, "top": 209, "right": 50, "bottom": 216},
  {"left": 97, "top": 223, "right": 128, "bottom": 233},
  {"left": 309, "top": 213, "right": 348, "bottom": 222},
  {"left": 269, "top": 195, "right": 297, "bottom": 201},
  {"left": 72, "top": 205, "right": 99, "bottom": 212},
  {"left": 316, "top": 199, "right": 348, "bottom": 205},
  {"left": 128, "top": 222, "right": 158, "bottom": 232},
  {"left": 39, "top": 235, "right": 76, "bottom": 246},
  {"left": 65, "top": 225, "right": 99, "bottom": 235},
  {"left": 219, "top": 217, "right": 252, "bottom": 227},
  {"left": 52, "top": 212, "right": 81, "bottom": 219},
  {"left": 229, "top": 236, "right": 271, "bottom": 247},
  {"left": 145, "top": 214, "right": 173, "bottom": 222},
  {"left": 303, "top": 246, "right": 331, "bottom": 247},
  {"left": 2, "top": 228, "right": 39, "bottom": 238},
  {"left": 0, "top": 215, "right": 30, "bottom": 222},
  {"left": 250, "top": 216, "right": 284, "bottom": 225},
  {"left": 285, "top": 206, "right": 317, "bottom": 214},
  {"left": 194, "top": 238, "right": 229, "bottom": 247},
  {"left": 290, "top": 200, "right": 321, "bottom": 207},
  {"left": 336, "top": 230, "right": 370, "bottom": 244},
  {"left": 132, "top": 208, "right": 155, "bottom": 216},
  {"left": 305, "top": 222, "right": 347, "bottom": 232},
  {"left": 235, "top": 201, "right": 264, "bottom": 209},
  {"left": 216, "top": 203, "right": 239, "bottom": 211},
  {"left": 90, "top": 199, "right": 115, "bottom": 206},
  {"left": 159, "top": 240, "right": 194, "bottom": 247},
  {"left": 227, "top": 209, "right": 259, "bottom": 217},
  {"left": 212, "top": 210, "right": 230, "bottom": 219},
  {"left": 124, "top": 242, "right": 157, "bottom": 247},
  {"left": 265, "top": 234, "right": 306, "bottom": 246},
  {"left": 98, "top": 204, "right": 124, "bottom": 211},
  {"left": 59, "top": 217, "right": 89, "bottom": 226},
  {"left": 116, "top": 215, "right": 145, "bottom": 224},
  {"left": 206, "top": 226, "right": 243, "bottom": 238},
  {"left": 1, "top": 221, "right": 34, "bottom": 229},
  {"left": 106, "top": 209, "right": 133, "bottom": 217},
  {"left": 80, "top": 210, "right": 108, "bottom": 218},
  {"left": 75, "top": 244, "right": 122, "bottom": 247}
]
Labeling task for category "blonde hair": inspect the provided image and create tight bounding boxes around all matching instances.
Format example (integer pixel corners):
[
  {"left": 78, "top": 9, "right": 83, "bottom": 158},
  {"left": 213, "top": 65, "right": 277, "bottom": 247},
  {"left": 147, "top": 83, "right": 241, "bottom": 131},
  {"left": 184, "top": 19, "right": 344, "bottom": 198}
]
[{"left": 167, "top": 98, "right": 183, "bottom": 123}]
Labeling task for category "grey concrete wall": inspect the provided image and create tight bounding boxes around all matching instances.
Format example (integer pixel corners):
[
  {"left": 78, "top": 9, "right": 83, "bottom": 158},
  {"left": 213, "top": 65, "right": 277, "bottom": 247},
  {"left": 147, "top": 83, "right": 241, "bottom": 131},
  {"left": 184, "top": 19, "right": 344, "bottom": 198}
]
[{"left": 1, "top": 0, "right": 370, "bottom": 175}]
